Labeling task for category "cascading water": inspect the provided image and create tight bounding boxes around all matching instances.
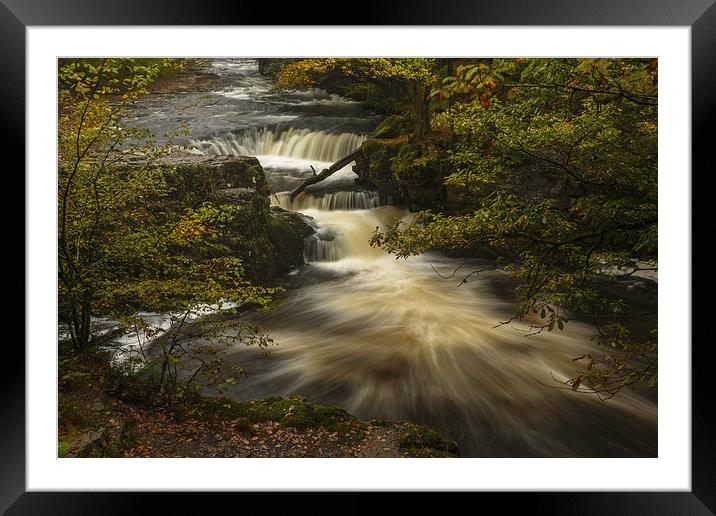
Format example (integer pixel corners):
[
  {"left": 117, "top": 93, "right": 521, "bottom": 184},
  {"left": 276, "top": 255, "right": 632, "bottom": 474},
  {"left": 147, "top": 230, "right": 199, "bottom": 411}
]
[
  {"left": 274, "top": 191, "right": 380, "bottom": 211},
  {"left": 190, "top": 127, "right": 366, "bottom": 163},
  {"left": 272, "top": 190, "right": 383, "bottom": 263},
  {"left": 191, "top": 128, "right": 368, "bottom": 194},
  {"left": 131, "top": 58, "right": 657, "bottom": 457}
]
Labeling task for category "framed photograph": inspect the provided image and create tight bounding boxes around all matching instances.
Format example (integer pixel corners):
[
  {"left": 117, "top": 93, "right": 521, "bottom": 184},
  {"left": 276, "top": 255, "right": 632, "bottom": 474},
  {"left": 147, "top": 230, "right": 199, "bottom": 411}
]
[{"left": 7, "top": 0, "right": 712, "bottom": 512}]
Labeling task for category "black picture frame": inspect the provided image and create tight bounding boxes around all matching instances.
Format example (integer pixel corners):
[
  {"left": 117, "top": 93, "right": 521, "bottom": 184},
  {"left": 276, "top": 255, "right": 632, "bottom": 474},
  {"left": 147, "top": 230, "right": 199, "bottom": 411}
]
[{"left": 5, "top": 0, "right": 713, "bottom": 513}]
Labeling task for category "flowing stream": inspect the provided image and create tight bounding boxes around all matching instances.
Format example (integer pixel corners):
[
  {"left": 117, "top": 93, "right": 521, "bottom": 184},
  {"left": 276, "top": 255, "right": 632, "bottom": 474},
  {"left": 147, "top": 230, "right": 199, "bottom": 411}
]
[{"left": 130, "top": 59, "right": 657, "bottom": 457}]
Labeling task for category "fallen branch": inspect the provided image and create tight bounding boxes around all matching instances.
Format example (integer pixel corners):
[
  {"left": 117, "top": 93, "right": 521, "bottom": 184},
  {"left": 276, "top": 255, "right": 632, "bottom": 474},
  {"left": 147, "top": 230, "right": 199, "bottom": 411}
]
[{"left": 288, "top": 147, "right": 364, "bottom": 203}]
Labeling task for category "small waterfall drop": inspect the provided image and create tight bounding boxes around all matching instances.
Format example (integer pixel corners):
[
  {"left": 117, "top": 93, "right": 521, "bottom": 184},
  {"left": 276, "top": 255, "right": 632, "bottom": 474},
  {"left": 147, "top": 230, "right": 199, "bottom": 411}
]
[
  {"left": 272, "top": 191, "right": 387, "bottom": 263},
  {"left": 190, "top": 127, "right": 366, "bottom": 163},
  {"left": 304, "top": 226, "right": 344, "bottom": 262},
  {"left": 273, "top": 191, "right": 380, "bottom": 212}
]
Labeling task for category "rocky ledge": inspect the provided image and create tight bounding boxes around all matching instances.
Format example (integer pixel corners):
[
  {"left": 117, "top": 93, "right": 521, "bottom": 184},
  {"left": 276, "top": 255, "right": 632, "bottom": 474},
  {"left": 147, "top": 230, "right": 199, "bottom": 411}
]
[{"left": 132, "top": 154, "right": 314, "bottom": 283}]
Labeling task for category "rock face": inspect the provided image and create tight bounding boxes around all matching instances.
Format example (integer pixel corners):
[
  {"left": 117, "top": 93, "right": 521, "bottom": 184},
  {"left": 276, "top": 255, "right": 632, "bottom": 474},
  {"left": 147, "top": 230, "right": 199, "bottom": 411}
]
[
  {"left": 166, "top": 154, "right": 270, "bottom": 205},
  {"left": 355, "top": 137, "right": 478, "bottom": 213},
  {"left": 353, "top": 138, "right": 404, "bottom": 206},
  {"left": 268, "top": 206, "right": 315, "bottom": 274},
  {"left": 355, "top": 138, "right": 458, "bottom": 211},
  {"left": 163, "top": 155, "right": 312, "bottom": 282}
]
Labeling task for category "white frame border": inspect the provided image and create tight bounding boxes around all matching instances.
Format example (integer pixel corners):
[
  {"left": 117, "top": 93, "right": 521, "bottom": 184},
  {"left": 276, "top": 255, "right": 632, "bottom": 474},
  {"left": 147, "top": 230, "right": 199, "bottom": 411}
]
[{"left": 27, "top": 26, "right": 690, "bottom": 491}]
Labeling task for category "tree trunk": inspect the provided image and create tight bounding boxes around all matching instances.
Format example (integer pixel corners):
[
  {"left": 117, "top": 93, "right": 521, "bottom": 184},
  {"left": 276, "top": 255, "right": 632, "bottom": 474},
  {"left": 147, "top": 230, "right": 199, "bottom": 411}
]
[
  {"left": 412, "top": 81, "right": 431, "bottom": 139},
  {"left": 446, "top": 60, "right": 455, "bottom": 137},
  {"left": 79, "top": 299, "right": 91, "bottom": 351},
  {"left": 68, "top": 297, "right": 82, "bottom": 351}
]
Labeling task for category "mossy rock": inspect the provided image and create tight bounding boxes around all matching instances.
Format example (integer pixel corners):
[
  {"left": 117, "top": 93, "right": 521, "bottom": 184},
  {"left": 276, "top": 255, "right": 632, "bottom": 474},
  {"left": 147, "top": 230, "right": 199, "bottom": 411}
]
[
  {"left": 58, "top": 401, "right": 106, "bottom": 431},
  {"left": 73, "top": 429, "right": 109, "bottom": 458},
  {"left": 357, "top": 138, "right": 450, "bottom": 209},
  {"left": 401, "top": 447, "right": 459, "bottom": 458},
  {"left": 256, "top": 58, "right": 300, "bottom": 78},
  {"left": 390, "top": 143, "right": 442, "bottom": 181},
  {"left": 372, "top": 115, "right": 411, "bottom": 139},
  {"left": 58, "top": 438, "right": 73, "bottom": 458},
  {"left": 171, "top": 156, "right": 269, "bottom": 201},
  {"left": 355, "top": 138, "right": 405, "bottom": 202},
  {"left": 69, "top": 417, "right": 140, "bottom": 458},
  {"left": 266, "top": 208, "right": 313, "bottom": 274},
  {"left": 197, "top": 396, "right": 358, "bottom": 431},
  {"left": 361, "top": 137, "right": 406, "bottom": 160},
  {"left": 398, "top": 422, "right": 459, "bottom": 456},
  {"left": 333, "top": 421, "right": 369, "bottom": 446},
  {"left": 195, "top": 397, "right": 252, "bottom": 421},
  {"left": 106, "top": 365, "right": 163, "bottom": 406},
  {"left": 246, "top": 396, "right": 354, "bottom": 430},
  {"left": 368, "top": 419, "right": 394, "bottom": 427}
]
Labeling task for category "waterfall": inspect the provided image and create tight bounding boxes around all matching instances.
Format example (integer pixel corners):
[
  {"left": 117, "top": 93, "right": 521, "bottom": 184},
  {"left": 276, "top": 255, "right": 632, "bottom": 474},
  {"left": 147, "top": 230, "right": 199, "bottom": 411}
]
[
  {"left": 273, "top": 191, "right": 380, "bottom": 211},
  {"left": 304, "top": 227, "right": 345, "bottom": 262},
  {"left": 190, "top": 127, "right": 366, "bottom": 163},
  {"left": 191, "top": 125, "right": 379, "bottom": 265},
  {"left": 271, "top": 191, "right": 383, "bottom": 263}
]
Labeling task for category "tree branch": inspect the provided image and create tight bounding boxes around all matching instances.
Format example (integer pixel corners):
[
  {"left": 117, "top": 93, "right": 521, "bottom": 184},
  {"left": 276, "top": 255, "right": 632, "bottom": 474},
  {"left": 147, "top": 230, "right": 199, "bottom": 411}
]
[{"left": 288, "top": 147, "right": 364, "bottom": 202}]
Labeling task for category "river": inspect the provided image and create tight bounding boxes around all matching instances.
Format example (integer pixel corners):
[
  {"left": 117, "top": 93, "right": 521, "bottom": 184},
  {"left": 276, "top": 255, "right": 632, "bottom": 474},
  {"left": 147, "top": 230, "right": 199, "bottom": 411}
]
[{"left": 129, "top": 58, "right": 657, "bottom": 457}]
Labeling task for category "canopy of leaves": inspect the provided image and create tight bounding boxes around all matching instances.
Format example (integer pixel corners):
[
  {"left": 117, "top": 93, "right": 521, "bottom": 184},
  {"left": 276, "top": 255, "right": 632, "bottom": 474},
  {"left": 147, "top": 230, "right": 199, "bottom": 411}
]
[{"left": 274, "top": 58, "right": 438, "bottom": 91}]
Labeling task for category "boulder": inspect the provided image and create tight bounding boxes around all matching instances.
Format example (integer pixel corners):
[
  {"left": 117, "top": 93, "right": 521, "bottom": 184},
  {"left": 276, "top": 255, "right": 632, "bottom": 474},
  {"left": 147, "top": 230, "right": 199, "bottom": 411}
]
[{"left": 136, "top": 155, "right": 312, "bottom": 282}]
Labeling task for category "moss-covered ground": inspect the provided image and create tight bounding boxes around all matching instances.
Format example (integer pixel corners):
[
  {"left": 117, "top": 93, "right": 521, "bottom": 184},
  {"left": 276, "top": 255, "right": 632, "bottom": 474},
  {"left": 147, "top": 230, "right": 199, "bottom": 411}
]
[{"left": 58, "top": 351, "right": 459, "bottom": 458}]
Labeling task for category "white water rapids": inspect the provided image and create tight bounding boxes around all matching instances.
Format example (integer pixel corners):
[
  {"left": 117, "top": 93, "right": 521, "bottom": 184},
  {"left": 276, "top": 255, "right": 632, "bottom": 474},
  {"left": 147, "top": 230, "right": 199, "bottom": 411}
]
[{"left": 135, "top": 59, "right": 657, "bottom": 457}]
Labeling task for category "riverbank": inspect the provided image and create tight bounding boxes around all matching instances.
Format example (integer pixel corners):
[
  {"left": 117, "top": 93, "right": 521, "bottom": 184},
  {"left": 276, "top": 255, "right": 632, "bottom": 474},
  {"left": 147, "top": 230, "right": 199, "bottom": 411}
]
[{"left": 58, "top": 349, "right": 458, "bottom": 458}]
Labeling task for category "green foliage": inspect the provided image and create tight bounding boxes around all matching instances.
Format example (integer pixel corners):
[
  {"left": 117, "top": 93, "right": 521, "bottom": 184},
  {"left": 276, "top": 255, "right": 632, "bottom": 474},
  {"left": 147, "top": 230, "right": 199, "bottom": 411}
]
[
  {"left": 274, "top": 58, "right": 437, "bottom": 89},
  {"left": 198, "top": 395, "right": 356, "bottom": 430},
  {"left": 390, "top": 143, "right": 442, "bottom": 181},
  {"left": 256, "top": 58, "right": 300, "bottom": 78},
  {"left": 567, "top": 326, "right": 657, "bottom": 399},
  {"left": 372, "top": 114, "right": 412, "bottom": 139},
  {"left": 58, "top": 58, "right": 183, "bottom": 94},
  {"left": 371, "top": 58, "right": 658, "bottom": 397},
  {"left": 58, "top": 59, "right": 276, "bottom": 399}
]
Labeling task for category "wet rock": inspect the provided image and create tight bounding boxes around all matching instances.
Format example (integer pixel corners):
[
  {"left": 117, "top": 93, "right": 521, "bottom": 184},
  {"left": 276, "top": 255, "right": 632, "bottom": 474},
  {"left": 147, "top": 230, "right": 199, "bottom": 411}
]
[
  {"left": 315, "top": 227, "right": 336, "bottom": 241},
  {"left": 356, "top": 138, "right": 451, "bottom": 211},
  {"left": 164, "top": 155, "right": 270, "bottom": 207},
  {"left": 125, "top": 155, "right": 312, "bottom": 283},
  {"left": 267, "top": 207, "right": 314, "bottom": 274},
  {"left": 214, "top": 187, "right": 264, "bottom": 204}
]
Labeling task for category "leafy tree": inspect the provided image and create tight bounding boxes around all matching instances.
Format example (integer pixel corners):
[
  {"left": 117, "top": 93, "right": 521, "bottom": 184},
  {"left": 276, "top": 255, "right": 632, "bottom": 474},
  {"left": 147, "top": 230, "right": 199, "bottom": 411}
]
[
  {"left": 372, "top": 58, "right": 658, "bottom": 398},
  {"left": 58, "top": 58, "right": 171, "bottom": 351},
  {"left": 274, "top": 58, "right": 438, "bottom": 139},
  {"left": 58, "top": 59, "right": 276, "bottom": 396}
]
